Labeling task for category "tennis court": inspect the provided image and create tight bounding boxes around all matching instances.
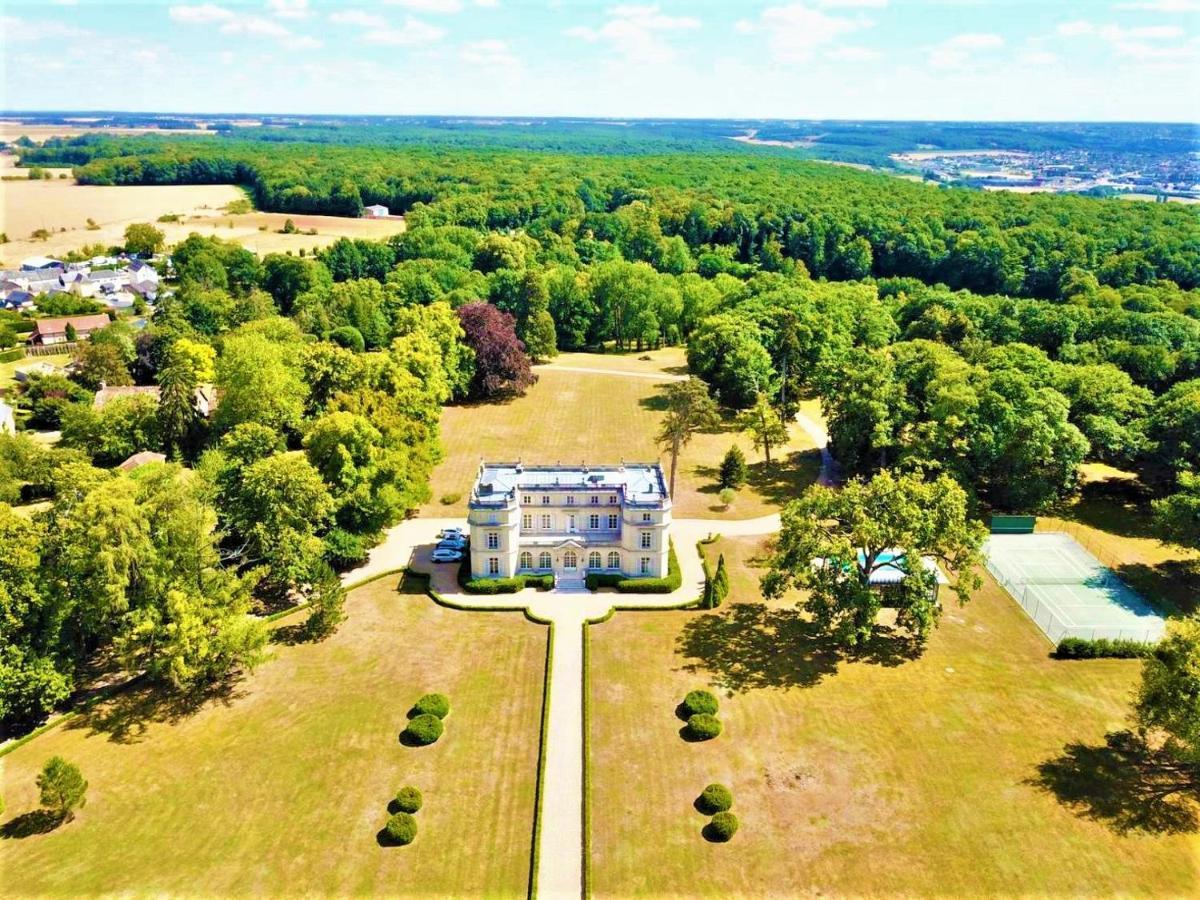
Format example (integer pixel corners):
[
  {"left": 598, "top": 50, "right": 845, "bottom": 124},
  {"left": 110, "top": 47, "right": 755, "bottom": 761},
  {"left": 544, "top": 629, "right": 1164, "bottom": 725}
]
[{"left": 984, "top": 531, "right": 1165, "bottom": 643}]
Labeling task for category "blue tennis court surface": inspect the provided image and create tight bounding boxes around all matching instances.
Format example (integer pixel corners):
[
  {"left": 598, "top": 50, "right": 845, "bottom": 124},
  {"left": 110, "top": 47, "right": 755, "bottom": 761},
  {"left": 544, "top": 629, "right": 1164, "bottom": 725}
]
[{"left": 983, "top": 532, "right": 1164, "bottom": 644}]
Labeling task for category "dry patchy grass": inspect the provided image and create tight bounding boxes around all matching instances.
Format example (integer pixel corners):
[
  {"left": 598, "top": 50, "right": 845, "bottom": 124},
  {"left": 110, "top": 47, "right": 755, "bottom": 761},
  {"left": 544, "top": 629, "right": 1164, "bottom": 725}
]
[
  {"left": 0, "top": 576, "right": 547, "bottom": 897},
  {"left": 586, "top": 535, "right": 1197, "bottom": 897},
  {"left": 427, "top": 361, "right": 819, "bottom": 518}
]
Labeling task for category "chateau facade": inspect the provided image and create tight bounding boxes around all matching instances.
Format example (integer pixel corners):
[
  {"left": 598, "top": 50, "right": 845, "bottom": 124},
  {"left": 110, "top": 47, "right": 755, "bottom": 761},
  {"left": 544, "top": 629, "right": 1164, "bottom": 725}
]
[{"left": 467, "top": 461, "right": 671, "bottom": 585}]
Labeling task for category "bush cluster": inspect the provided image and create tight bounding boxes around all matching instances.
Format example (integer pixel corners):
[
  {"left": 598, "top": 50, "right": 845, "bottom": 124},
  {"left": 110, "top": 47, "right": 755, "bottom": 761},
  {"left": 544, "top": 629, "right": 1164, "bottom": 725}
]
[
  {"left": 586, "top": 542, "right": 683, "bottom": 593},
  {"left": 1055, "top": 636, "right": 1156, "bottom": 659},
  {"left": 702, "top": 553, "right": 730, "bottom": 609},
  {"left": 682, "top": 689, "right": 719, "bottom": 717},
  {"left": 687, "top": 713, "right": 723, "bottom": 741},
  {"left": 697, "top": 783, "right": 733, "bottom": 814},
  {"left": 404, "top": 713, "right": 444, "bottom": 746},
  {"left": 462, "top": 573, "right": 554, "bottom": 594},
  {"left": 414, "top": 693, "right": 451, "bottom": 719},
  {"left": 384, "top": 811, "right": 418, "bottom": 845},
  {"left": 706, "top": 811, "right": 739, "bottom": 842},
  {"left": 394, "top": 786, "right": 423, "bottom": 814},
  {"left": 0, "top": 347, "right": 24, "bottom": 363}
]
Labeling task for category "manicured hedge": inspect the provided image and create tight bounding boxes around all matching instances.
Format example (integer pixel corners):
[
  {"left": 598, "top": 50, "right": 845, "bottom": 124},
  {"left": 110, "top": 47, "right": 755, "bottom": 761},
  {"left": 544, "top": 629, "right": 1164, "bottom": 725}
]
[
  {"left": 394, "top": 786, "right": 423, "bottom": 814},
  {"left": 698, "top": 783, "right": 733, "bottom": 814},
  {"left": 682, "top": 689, "right": 719, "bottom": 717},
  {"left": 462, "top": 573, "right": 554, "bottom": 594},
  {"left": 1055, "top": 636, "right": 1156, "bottom": 659},
  {"left": 686, "top": 713, "right": 722, "bottom": 741},
  {"left": 706, "top": 811, "right": 739, "bottom": 842},
  {"left": 414, "top": 693, "right": 450, "bottom": 719},
  {"left": 585, "top": 541, "right": 682, "bottom": 593},
  {"left": 385, "top": 812, "right": 418, "bottom": 845},
  {"left": 404, "top": 714, "right": 444, "bottom": 746},
  {"left": 0, "top": 347, "right": 23, "bottom": 363}
]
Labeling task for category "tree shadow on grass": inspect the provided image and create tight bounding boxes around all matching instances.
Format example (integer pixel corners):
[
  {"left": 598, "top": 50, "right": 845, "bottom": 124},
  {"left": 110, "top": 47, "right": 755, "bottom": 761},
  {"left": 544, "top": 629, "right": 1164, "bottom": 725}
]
[
  {"left": 1066, "top": 480, "right": 1159, "bottom": 540},
  {"left": 1029, "top": 730, "right": 1199, "bottom": 835},
  {"left": 675, "top": 602, "right": 921, "bottom": 693},
  {"left": 1116, "top": 560, "right": 1200, "bottom": 617},
  {"left": 65, "top": 678, "right": 245, "bottom": 745},
  {"left": 0, "top": 810, "right": 67, "bottom": 840}
]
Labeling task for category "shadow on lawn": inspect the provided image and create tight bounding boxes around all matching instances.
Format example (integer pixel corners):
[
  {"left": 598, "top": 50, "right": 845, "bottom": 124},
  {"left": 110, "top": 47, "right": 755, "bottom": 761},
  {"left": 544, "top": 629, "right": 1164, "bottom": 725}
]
[
  {"left": 1116, "top": 560, "right": 1200, "bottom": 617},
  {"left": 675, "top": 602, "right": 921, "bottom": 693},
  {"left": 0, "top": 809, "right": 67, "bottom": 840},
  {"left": 65, "top": 678, "right": 245, "bottom": 745},
  {"left": 1030, "top": 730, "right": 1199, "bottom": 835},
  {"left": 693, "top": 449, "right": 821, "bottom": 507}
]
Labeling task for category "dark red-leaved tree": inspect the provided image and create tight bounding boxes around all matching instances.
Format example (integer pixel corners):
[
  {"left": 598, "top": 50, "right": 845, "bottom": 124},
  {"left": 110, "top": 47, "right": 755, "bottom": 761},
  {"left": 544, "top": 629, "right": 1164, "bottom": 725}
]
[{"left": 457, "top": 302, "right": 535, "bottom": 400}]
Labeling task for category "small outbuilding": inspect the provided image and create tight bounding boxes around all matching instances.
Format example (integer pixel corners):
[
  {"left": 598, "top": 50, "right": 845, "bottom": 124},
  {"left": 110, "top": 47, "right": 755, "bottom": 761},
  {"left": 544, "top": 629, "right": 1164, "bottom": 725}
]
[
  {"left": 117, "top": 451, "right": 167, "bottom": 472},
  {"left": 363, "top": 204, "right": 390, "bottom": 218}
]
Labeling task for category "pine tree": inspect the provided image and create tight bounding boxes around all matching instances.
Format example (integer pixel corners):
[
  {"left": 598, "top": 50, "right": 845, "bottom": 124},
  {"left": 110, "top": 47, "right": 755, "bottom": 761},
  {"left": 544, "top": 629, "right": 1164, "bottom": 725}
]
[
  {"left": 714, "top": 553, "right": 730, "bottom": 604},
  {"left": 718, "top": 445, "right": 748, "bottom": 489}
]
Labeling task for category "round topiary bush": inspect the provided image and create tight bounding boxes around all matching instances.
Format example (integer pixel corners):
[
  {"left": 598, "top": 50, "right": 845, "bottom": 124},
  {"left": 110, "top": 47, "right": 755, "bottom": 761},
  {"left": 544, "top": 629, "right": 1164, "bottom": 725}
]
[
  {"left": 385, "top": 812, "right": 418, "bottom": 845},
  {"left": 698, "top": 783, "right": 733, "bottom": 814},
  {"left": 414, "top": 693, "right": 451, "bottom": 719},
  {"left": 687, "top": 713, "right": 722, "bottom": 741},
  {"left": 404, "top": 713, "right": 444, "bottom": 746},
  {"left": 706, "top": 811, "right": 739, "bottom": 842},
  {"left": 394, "top": 786, "right": 423, "bottom": 814},
  {"left": 683, "top": 689, "right": 719, "bottom": 717}
]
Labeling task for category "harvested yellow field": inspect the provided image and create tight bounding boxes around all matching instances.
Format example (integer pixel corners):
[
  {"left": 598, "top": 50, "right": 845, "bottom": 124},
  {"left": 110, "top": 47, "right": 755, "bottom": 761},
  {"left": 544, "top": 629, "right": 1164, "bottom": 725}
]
[
  {"left": 0, "top": 179, "right": 405, "bottom": 263},
  {"left": 0, "top": 121, "right": 220, "bottom": 143}
]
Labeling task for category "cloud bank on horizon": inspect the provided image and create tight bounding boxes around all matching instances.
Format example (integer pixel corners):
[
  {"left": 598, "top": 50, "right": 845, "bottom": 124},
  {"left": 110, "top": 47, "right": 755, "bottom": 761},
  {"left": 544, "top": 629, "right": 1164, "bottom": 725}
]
[{"left": 2, "top": 0, "right": 1198, "bottom": 121}]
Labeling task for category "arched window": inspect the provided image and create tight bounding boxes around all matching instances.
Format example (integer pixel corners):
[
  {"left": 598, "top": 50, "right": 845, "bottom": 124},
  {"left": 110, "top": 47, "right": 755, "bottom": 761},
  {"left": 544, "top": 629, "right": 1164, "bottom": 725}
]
[
  {"left": 588, "top": 551, "right": 602, "bottom": 570},
  {"left": 519, "top": 551, "right": 533, "bottom": 570},
  {"left": 607, "top": 551, "right": 620, "bottom": 569},
  {"left": 539, "top": 551, "right": 552, "bottom": 569},
  {"left": 563, "top": 550, "right": 577, "bottom": 569}
]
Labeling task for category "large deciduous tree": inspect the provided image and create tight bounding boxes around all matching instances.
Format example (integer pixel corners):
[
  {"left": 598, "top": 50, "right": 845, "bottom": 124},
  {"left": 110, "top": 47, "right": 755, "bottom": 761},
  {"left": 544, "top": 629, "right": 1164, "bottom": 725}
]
[
  {"left": 1134, "top": 618, "right": 1200, "bottom": 769},
  {"left": 761, "top": 471, "right": 985, "bottom": 647},
  {"left": 456, "top": 302, "right": 534, "bottom": 400},
  {"left": 655, "top": 377, "right": 720, "bottom": 499},
  {"left": 736, "top": 393, "right": 789, "bottom": 466}
]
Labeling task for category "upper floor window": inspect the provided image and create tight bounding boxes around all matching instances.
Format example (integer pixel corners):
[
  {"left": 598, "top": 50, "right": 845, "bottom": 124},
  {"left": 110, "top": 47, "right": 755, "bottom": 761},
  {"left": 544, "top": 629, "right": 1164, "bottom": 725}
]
[
  {"left": 541, "top": 514, "right": 552, "bottom": 530},
  {"left": 640, "top": 530, "right": 652, "bottom": 549},
  {"left": 566, "top": 495, "right": 575, "bottom": 505},
  {"left": 590, "top": 495, "right": 599, "bottom": 505},
  {"left": 487, "top": 531, "right": 500, "bottom": 550},
  {"left": 522, "top": 514, "right": 532, "bottom": 529},
  {"left": 588, "top": 514, "right": 600, "bottom": 529},
  {"left": 608, "top": 495, "right": 618, "bottom": 504},
  {"left": 608, "top": 514, "right": 619, "bottom": 530},
  {"left": 523, "top": 495, "right": 532, "bottom": 505},
  {"left": 641, "top": 512, "right": 652, "bottom": 523},
  {"left": 542, "top": 495, "right": 551, "bottom": 505}
]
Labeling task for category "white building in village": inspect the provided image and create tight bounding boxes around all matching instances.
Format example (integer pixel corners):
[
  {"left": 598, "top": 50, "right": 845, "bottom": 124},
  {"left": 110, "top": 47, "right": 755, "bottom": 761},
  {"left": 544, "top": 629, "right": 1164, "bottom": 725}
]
[{"left": 467, "top": 461, "right": 671, "bottom": 586}]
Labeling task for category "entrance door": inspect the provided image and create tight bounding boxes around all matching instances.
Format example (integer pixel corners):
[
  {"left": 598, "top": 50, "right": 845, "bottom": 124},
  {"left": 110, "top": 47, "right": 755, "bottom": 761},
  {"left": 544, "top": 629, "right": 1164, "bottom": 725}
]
[{"left": 563, "top": 550, "right": 578, "bottom": 570}]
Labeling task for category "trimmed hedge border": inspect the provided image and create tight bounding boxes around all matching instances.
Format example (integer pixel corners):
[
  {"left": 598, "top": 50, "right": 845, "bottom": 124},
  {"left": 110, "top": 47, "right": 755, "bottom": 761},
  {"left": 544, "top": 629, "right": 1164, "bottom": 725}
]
[
  {"left": 463, "top": 573, "right": 555, "bottom": 594},
  {"left": 1055, "top": 636, "right": 1156, "bottom": 659},
  {"left": 585, "top": 540, "right": 682, "bottom": 593},
  {"left": 529, "top": 622, "right": 555, "bottom": 898},
  {"left": 0, "top": 347, "right": 24, "bottom": 363}
]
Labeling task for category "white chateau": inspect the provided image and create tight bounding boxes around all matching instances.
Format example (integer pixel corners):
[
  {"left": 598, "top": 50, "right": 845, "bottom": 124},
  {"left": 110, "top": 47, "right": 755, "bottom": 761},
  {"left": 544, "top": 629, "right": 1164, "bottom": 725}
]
[{"left": 468, "top": 461, "right": 671, "bottom": 586}]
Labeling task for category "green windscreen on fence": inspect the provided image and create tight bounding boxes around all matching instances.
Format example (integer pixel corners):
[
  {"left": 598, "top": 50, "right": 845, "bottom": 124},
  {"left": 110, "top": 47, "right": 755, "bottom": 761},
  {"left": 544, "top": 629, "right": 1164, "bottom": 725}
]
[{"left": 990, "top": 515, "right": 1036, "bottom": 534}]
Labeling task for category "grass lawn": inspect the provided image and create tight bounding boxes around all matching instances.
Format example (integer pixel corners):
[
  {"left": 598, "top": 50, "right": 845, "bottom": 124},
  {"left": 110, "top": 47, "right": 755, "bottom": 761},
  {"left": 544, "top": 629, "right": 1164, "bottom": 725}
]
[
  {"left": 586, "top": 536, "right": 1196, "bottom": 896},
  {"left": 426, "top": 355, "right": 819, "bottom": 519},
  {"left": 0, "top": 576, "right": 548, "bottom": 897},
  {"left": 0, "top": 353, "right": 71, "bottom": 398}
]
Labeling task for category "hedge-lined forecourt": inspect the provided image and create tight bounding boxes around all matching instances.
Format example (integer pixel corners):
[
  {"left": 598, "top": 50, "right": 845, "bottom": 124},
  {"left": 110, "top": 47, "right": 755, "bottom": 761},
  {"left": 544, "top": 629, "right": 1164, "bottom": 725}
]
[
  {"left": 404, "top": 714, "right": 445, "bottom": 746},
  {"left": 585, "top": 541, "right": 683, "bottom": 593}
]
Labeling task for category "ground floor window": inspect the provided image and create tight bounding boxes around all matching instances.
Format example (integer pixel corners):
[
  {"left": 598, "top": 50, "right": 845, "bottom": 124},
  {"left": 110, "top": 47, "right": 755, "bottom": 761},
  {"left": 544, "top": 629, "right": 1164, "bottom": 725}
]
[
  {"left": 608, "top": 551, "right": 620, "bottom": 569},
  {"left": 563, "top": 550, "right": 577, "bottom": 569},
  {"left": 488, "top": 557, "right": 500, "bottom": 575},
  {"left": 539, "top": 551, "right": 552, "bottom": 569},
  {"left": 639, "top": 556, "right": 650, "bottom": 574},
  {"left": 588, "top": 551, "right": 602, "bottom": 569},
  {"left": 519, "top": 551, "right": 532, "bottom": 570}
]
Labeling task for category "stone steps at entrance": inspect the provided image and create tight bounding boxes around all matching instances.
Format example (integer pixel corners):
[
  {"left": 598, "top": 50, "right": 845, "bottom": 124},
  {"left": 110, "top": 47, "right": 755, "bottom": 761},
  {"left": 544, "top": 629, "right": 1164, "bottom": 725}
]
[{"left": 555, "top": 575, "right": 588, "bottom": 593}]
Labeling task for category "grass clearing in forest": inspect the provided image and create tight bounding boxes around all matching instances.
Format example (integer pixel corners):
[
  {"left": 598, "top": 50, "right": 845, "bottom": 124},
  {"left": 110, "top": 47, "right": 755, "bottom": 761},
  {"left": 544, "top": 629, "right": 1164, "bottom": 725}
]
[
  {"left": 586, "top": 535, "right": 1195, "bottom": 896},
  {"left": 427, "top": 354, "right": 820, "bottom": 518},
  {"left": 0, "top": 576, "right": 547, "bottom": 897}
]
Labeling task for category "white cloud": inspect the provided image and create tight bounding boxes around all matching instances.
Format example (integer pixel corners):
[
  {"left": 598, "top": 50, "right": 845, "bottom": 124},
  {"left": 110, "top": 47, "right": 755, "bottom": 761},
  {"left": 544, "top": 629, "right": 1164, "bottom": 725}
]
[
  {"left": 1017, "top": 50, "right": 1060, "bottom": 66},
  {"left": 0, "top": 13, "right": 91, "bottom": 39},
  {"left": 1056, "top": 19, "right": 1193, "bottom": 61},
  {"left": 460, "top": 38, "right": 518, "bottom": 67},
  {"left": 815, "top": 0, "right": 888, "bottom": 6},
  {"left": 330, "top": 10, "right": 388, "bottom": 28},
  {"left": 168, "top": 4, "right": 235, "bottom": 24},
  {"left": 827, "top": 45, "right": 880, "bottom": 61},
  {"left": 737, "top": 3, "right": 873, "bottom": 64},
  {"left": 363, "top": 17, "right": 446, "bottom": 45},
  {"left": 385, "top": 0, "right": 464, "bottom": 12},
  {"left": 267, "top": 0, "right": 311, "bottom": 19},
  {"left": 222, "top": 15, "right": 290, "bottom": 38},
  {"left": 475, "top": 0, "right": 500, "bottom": 6},
  {"left": 928, "top": 32, "right": 1004, "bottom": 68},
  {"left": 566, "top": 4, "right": 700, "bottom": 64}
]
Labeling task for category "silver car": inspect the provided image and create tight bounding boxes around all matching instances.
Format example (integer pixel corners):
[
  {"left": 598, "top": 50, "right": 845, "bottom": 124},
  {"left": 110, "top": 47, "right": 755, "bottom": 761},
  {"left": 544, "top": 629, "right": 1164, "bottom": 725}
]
[{"left": 431, "top": 547, "right": 463, "bottom": 563}]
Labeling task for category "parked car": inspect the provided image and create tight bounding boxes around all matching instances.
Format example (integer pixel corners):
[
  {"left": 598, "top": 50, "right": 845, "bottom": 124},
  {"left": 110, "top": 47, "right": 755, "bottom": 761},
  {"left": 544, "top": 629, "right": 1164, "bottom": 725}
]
[
  {"left": 439, "top": 527, "right": 464, "bottom": 539},
  {"left": 431, "top": 548, "right": 463, "bottom": 563},
  {"left": 437, "top": 536, "right": 467, "bottom": 550}
]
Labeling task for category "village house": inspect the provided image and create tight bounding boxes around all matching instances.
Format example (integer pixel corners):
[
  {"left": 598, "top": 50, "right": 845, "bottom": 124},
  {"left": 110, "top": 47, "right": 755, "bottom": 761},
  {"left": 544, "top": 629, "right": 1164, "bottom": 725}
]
[
  {"left": 26, "top": 314, "right": 112, "bottom": 346},
  {"left": 93, "top": 383, "right": 218, "bottom": 417},
  {"left": 467, "top": 461, "right": 671, "bottom": 587}
]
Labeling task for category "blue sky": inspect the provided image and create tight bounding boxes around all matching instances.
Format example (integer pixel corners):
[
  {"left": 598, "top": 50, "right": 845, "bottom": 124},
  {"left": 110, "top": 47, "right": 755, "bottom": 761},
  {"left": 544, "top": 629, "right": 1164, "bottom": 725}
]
[{"left": 2, "top": 1, "right": 1198, "bottom": 121}]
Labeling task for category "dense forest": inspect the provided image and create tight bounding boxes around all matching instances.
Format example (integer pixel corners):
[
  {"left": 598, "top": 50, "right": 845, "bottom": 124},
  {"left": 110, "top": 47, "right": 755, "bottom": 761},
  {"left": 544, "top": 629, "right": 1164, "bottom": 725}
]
[{"left": 3, "top": 130, "right": 1199, "bottom": 735}]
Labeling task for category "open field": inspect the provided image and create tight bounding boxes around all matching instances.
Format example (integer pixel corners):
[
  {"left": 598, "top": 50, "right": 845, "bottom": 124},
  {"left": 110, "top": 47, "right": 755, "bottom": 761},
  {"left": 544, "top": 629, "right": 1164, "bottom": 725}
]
[
  {"left": 0, "top": 353, "right": 71, "bottom": 398},
  {"left": 587, "top": 535, "right": 1197, "bottom": 896},
  {"left": 0, "top": 122, "right": 221, "bottom": 143},
  {"left": 1, "top": 179, "right": 406, "bottom": 263},
  {"left": 1, "top": 154, "right": 72, "bottom": 179},
  {"left": 0, "top": 576, "right": 548, "bottom": 897},
  {"left": 426, "top": 352, "right": 820, "bottom": 518}
]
